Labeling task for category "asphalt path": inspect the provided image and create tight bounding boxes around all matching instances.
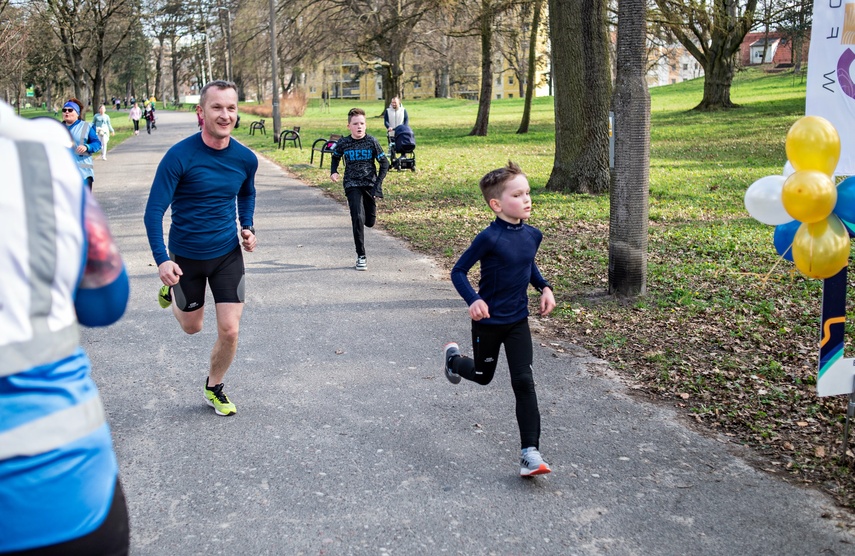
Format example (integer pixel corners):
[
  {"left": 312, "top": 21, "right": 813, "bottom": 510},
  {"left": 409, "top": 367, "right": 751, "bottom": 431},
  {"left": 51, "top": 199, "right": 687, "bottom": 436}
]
[{"left": 83, "top": 110, "right": 855, "bottom": 555}]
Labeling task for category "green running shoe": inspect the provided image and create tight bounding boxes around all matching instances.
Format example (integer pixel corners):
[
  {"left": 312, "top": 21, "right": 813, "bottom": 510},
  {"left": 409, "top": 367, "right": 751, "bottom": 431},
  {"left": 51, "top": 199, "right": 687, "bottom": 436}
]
[
  {"left": 204, "top": 381, "right": 236, "bottom": 416},
  {"left": 158, "top": 285, "right": 172, "bottom": 309}
]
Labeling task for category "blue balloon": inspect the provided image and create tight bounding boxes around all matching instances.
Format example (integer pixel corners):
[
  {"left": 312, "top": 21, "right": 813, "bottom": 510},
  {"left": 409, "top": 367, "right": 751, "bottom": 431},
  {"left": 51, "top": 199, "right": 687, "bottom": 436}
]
[
  {"left": 773, "top": 220, "right": 801, "bottom": 262},
  {"left": 842, "top": 218, "right": 855, "bottom": 238},
  {"left": 834, "top": 176, "right": 855, "bottom": 224}
]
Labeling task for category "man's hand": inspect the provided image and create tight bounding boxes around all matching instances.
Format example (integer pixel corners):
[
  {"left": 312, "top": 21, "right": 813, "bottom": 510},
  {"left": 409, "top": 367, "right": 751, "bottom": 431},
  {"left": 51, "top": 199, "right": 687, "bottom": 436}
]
[
  {"left": 539, "top": 287, "right": 556, "bottom": 316},
  {"left": 75, "top": 145, "right": 87, "bottom": 155},
  {"left": 330, "top": 172, "right": 339, "bottom": 183},
  {"left": 469, "top": 299, "right": 490, "bottom": 321},
  {"left": 241, "top": 228, "right": 256, "bottom": 252},
  {"left": 158, "top": 260, "right": 182, "bottom": 287}
]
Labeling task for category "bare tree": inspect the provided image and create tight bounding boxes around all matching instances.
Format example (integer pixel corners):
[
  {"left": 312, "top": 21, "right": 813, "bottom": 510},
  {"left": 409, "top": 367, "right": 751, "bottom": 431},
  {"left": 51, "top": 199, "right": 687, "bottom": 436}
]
[
  {"left": 777, "top": 0, "right": 811, "bottom": 74},
  {"left": 609, "top": 0, "right": 650, "bottom": 296},
  {"left": 0, "top": 4, "right": 29, "bottom": 110},
  {"left": 653, "top": 0, "right": 758, "bottom": 110},
  {"left": 86, "top": 0, "right": 139, "bottom": 105},
  {"left": 546, "top": 0, "right": 611, "bottom": 194}
]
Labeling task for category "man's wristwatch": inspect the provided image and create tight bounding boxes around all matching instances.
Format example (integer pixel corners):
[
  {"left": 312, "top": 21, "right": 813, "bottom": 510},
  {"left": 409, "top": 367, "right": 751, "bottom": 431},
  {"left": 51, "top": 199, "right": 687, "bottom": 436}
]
[{"left": 242, "top": 225, "right": 255, "bottom": 235}]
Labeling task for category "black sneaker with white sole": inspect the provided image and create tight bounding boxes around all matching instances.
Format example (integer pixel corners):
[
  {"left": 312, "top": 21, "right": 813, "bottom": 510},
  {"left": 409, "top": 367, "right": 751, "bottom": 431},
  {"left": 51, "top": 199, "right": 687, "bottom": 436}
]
[{"left": 443, "top": 342, "right": 462, "bottom": 384}]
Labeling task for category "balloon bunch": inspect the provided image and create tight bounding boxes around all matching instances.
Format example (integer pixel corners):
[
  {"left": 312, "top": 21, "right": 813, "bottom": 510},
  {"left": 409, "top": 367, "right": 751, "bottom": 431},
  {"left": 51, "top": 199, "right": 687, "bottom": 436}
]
[{"left": 745, "top": 116, "right": 852, "bottom": 279}]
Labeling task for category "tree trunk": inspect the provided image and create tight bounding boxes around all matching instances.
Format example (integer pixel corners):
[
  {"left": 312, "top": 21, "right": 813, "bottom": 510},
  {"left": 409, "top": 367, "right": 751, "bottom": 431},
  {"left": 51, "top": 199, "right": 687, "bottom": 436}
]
[
  {"left": 154, "top": 37, "right": 164, "bottom": 102},
  {"left": 546, "top": 0, "right": 611, "bottom": 193},
  {"left": 171, "top": 36, "right": 180, "bottom": 104},
  {"left": 470, "top": 0, "right": 494, "bottom": 136},
  {"left": 609, "top": 0, "right": 650, "bottom": 296},
  {"left": 696, "top": 54, "right": 737, "bottom": 110},
  {"left": 517, "top": 0, "right": 543, "bottom": 134}
]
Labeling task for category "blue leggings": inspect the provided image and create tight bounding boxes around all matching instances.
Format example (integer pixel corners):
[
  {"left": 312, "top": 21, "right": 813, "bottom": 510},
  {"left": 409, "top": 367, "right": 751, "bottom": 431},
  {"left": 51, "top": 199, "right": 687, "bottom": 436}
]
[{"left": 450, "top": 317, "right": 541, "bottom": 449}]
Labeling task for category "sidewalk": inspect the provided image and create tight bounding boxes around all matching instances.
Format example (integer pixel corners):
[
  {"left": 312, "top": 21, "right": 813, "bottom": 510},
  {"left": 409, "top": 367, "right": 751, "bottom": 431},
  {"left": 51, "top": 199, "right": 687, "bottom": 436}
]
[{"left": 85, "top": 110, "right": 855, "bottom": 555}]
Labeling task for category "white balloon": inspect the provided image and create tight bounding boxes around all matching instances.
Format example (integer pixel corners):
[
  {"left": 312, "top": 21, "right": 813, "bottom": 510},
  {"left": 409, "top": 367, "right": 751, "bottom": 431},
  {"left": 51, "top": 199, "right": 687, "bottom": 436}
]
[
  {"left": 783, "top": 161, "right": 796, "bottom": 177},
  {"left": 745, "top": 175, "right": 794, "bottom": 225}
]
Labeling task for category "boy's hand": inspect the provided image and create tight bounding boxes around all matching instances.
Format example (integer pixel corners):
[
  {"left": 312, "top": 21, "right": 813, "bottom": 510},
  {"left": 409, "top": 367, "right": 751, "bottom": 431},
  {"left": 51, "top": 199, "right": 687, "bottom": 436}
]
[
  {"left": 469, "top": 299, "right": 490, "bottom": 321},
  {"left": 539, "top": 287, "right": 556, "bottom": 316},
  {"left": 330, "top": 173, "right": 339, "bottom": 183}
]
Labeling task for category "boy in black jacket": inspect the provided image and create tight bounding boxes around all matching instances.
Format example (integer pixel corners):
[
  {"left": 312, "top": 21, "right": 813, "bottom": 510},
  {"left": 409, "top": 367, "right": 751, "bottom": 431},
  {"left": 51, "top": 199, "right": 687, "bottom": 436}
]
[{"left": 330, "top": 107, "right": 390, "bottom": 271}]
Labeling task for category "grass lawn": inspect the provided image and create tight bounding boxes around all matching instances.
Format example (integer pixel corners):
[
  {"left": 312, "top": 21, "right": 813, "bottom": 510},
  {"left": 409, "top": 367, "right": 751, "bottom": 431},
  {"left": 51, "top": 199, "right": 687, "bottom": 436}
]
[{"left": 237, "top": 68, "right": 855, "bottom": 509}]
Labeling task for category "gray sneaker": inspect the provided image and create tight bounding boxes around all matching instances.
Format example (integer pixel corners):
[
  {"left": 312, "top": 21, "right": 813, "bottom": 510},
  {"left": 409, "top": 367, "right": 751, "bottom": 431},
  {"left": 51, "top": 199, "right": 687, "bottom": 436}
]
[
  {"left": 443, "top": 342, "right": 461, "bottom": 384},
  {"left": 520, "top": 447, "right": 551, "bottom": 477},
  {"left": 355, "top": 256, "right": 367, "bottom": 271}
]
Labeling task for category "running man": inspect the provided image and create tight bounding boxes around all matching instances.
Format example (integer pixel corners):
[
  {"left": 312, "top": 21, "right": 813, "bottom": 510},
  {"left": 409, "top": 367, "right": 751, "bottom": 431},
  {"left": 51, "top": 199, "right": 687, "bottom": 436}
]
[{"left": 144, "top": 80, "right": 258, "bottom": 416}]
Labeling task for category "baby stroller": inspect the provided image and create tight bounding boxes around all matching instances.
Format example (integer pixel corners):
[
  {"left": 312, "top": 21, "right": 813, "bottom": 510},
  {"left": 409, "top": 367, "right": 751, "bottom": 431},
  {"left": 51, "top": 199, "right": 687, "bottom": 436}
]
[{"left": 388, "top": 124, "right": 416, "bottom": 172}]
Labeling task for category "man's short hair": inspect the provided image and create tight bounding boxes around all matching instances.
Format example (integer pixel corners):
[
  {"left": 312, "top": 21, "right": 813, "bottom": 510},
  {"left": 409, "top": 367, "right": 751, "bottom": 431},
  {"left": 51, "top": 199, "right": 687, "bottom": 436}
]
[
  {"left": 479, "top": 160, "right": 524, "bottom": 204},
  {"left": 348, "top": 107, "right": 365, "bottom": 123},
  {"left": 200, "top": 80, "right": 238, "bottom": 107}
]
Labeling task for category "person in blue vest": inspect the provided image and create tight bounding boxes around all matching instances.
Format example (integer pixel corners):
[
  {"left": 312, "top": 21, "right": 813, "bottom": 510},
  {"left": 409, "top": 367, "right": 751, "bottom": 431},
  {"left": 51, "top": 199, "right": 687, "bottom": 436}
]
[
  {"left": 0, "top": 101, "right": 130, "bottom": 554},
  {"left": 61, "top": 97, "right": 101, "bottom": 190}
]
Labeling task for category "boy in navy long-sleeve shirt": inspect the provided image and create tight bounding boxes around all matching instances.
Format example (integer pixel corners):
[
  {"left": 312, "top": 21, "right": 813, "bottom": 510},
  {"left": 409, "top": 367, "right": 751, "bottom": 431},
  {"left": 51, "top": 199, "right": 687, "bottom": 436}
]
[
  {"left": 444, "top": 160, "right": 556, "bottom": 477},
  {"left": 330, "top": 107, "right": 389, "bottom": 271}
]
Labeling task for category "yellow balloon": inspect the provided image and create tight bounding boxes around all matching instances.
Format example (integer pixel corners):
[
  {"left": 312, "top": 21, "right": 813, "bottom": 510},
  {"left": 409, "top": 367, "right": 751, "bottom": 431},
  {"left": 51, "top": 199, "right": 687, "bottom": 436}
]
[
  {"left": 781, "top": 170, "right": 837, "bottom": 223},
  {"left": 792, "top": 215, "right": 851, "bottom": 279},
  {"left": 785, "top": 116, "right": 841, "bottom": 175}
]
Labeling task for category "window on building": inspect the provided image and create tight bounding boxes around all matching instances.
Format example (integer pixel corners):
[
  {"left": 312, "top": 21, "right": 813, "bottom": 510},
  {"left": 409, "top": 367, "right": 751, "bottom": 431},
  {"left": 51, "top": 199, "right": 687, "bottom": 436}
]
[
  {"left": 682, "top": 63, "right": 688, "bottom": 70},
  {"left": 509, "top": 76, "right": 514, "bottom": 85},
  {"left": 509, "top": 94, "right": 513, "bottom": 98},
  {"left": 496, "top": 93, "right": 502, "bottom": 99},
  {"left": 496, "top": 76, "right": 502, "bottom": 85},
  {"left": 310, "top": 86, "right": 316, "bottom": 93}
]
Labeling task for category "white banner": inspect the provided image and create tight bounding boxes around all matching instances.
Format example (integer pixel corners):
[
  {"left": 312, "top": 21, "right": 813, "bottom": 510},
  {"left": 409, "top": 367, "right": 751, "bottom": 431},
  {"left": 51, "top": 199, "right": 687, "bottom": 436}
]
[{"left": 806, "top": 0, "right": 855, "bottom": 176}]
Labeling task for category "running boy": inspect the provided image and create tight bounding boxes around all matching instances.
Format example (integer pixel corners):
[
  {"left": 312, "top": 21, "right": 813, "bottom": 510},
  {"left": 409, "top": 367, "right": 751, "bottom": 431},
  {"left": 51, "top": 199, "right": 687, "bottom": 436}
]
[
  {"left": 443, "top": 161, "right": 556, "bottom": 477},
  {"left": 330, "top": 107, "right": 389, "bottom": 271}
]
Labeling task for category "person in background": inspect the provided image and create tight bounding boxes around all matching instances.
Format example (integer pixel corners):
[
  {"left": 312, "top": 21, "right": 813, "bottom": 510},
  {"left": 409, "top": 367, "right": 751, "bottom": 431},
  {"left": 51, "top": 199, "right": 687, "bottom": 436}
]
[
  {"left": 92, "top": 104, "right": 116, "bottom": 160},
  {"left": 61, "top": 97, "right": 101, "bottom": 190},
  {"left": 330, "top": 107, "right": 389, "bottom": 271},
  {"left": 0, "top": 100, "right": 131, "bottom": 555},
  {"left": 129, "top": 101, "right": 141, "bottom": 136},
  {"left": 144, "top": 102, "right": 155, "bottom": 134},
  {"left": 384, "top": 96, "right": 408, "bottom": 135}
]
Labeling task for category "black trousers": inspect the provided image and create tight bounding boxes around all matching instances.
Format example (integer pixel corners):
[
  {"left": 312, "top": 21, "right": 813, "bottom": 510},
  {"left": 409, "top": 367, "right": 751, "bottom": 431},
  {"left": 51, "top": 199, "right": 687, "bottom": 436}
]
[
  {"left": 6, "top": 477, "right": 130, "bottom": 556},
  {"left": 345, "top": 187, "right": 376, "bottom": 257},
  {"left": 450, "top": 317, "right": 541, "bottom": 450}
]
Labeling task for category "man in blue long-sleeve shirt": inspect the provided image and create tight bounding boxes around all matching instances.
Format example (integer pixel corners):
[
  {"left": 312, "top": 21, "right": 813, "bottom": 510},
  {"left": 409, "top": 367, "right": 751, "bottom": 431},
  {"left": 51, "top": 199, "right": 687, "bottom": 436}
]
[{"left": 144, "top": 80, "right": 258, "bottom": 417}]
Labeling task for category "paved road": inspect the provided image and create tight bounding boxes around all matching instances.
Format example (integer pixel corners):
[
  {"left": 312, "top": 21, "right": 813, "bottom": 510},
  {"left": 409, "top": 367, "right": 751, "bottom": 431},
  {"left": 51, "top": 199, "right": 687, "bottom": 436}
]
[{"left": 84, "top": 111, "right": 855, "bottom": 555}]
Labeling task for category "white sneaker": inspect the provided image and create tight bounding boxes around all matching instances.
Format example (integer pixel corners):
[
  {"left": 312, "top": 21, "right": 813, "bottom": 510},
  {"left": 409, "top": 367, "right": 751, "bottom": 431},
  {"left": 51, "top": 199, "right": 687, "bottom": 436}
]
[
  {"left": 355, "top": 256, "right": 367, "bottom": 271},
  {"left": 520, "top": 447, "right": 551, "bottom": 477}
]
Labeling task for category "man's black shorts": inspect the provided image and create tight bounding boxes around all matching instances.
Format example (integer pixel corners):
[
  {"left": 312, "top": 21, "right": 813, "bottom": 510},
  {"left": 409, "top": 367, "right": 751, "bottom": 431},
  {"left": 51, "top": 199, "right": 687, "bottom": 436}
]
[{"left": 171, "top": 245, "right": 245, "bottom": 311}]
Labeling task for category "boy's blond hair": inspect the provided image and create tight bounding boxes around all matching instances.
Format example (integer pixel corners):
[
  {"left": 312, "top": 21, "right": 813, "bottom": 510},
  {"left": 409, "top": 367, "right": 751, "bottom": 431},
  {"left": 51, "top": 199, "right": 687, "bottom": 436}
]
[
  {"left": 479, "top": 160, "right": 524, "bottom": 204},
  {"left": 348, "top": 107, "right": 365, "bottom": 123}
]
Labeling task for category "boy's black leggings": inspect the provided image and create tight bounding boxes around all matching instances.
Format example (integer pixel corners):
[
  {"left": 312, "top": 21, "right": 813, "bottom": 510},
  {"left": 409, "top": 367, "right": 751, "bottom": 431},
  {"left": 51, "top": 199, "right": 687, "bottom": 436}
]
[
  {"left": 450, "top": 317, "right": 541, "bottom": 450},
  {"left": 345, "top": 186, "right": 376, "bottom": 257}
]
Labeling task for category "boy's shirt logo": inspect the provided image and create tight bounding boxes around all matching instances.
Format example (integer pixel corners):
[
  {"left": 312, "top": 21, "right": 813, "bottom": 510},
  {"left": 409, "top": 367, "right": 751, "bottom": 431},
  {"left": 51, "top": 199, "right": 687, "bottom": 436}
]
[{"left": 344, "top": 148, "right": 373, "bottom": 161}]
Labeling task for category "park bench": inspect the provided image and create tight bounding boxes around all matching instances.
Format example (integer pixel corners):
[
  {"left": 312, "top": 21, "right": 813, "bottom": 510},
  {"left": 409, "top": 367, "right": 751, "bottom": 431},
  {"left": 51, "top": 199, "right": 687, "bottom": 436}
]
[
  {"left": 278, "top": 126, "right": 302, "bottom": 150},
  {"left": 249, "top": 119, "right": 266, "bottom": 136},
  {"left": 311, "top": 133, "right": 342, "bottom": 168}
]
